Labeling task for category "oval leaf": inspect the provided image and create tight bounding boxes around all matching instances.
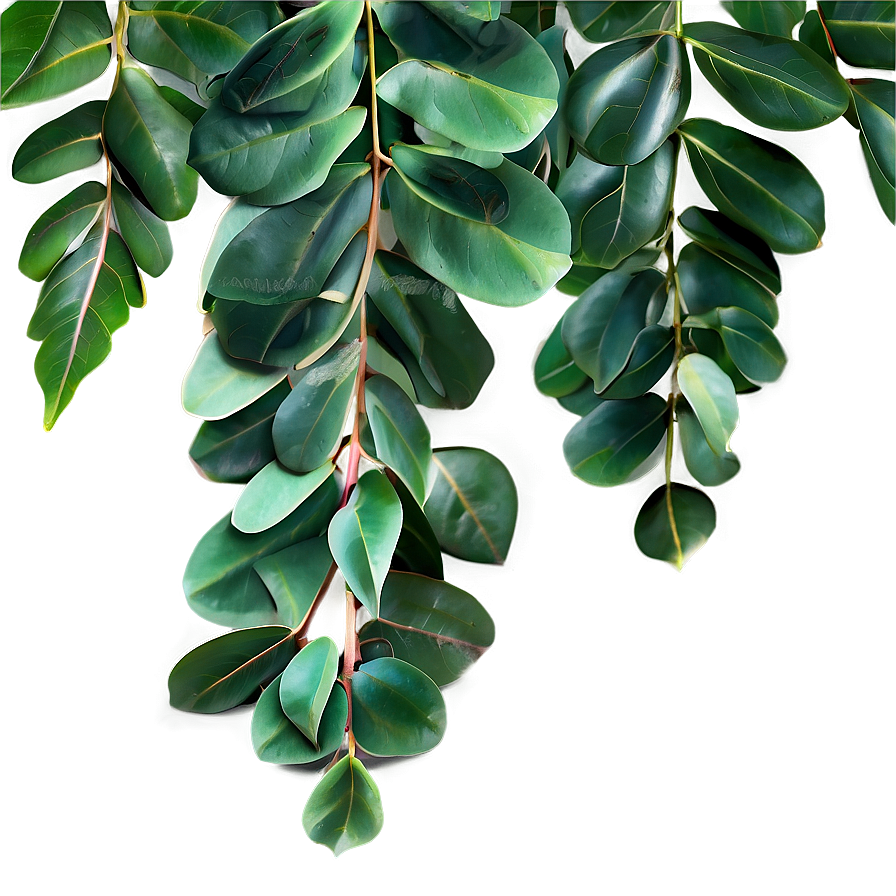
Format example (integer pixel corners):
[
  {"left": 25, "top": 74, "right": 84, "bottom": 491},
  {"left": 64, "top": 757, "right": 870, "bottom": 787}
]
[
  {"left": 850, "top": 79, "right": 895, "bottom": 223},
  {"left": 390, "top": 478, "right": 444, "bottom": 579},
  {"left": 110, "top": 180, "right": 172, "bottom": 277},
  {"left": 678, "top": 399, "right": 741, "bottom": 487},
  {"left": 818, "top": 1, "right": 895, "bottom": 69},
  {"left": 677, "top": 353, "right": 739, "bottom": 455},
  {"left": 535, "top": 317, "right": 588, "bottom": 398},
  {"left": 279, "top": 637, "right": 339, "bottom": 747},
  {"left": 567, "top": 2, "right": 676, "bottom": 42},
  {"left": 635, "top": 483, "right": 717, "bottom": 568},
  {"left": 722, "top": 2, "right": 807, "bottom": 37}
]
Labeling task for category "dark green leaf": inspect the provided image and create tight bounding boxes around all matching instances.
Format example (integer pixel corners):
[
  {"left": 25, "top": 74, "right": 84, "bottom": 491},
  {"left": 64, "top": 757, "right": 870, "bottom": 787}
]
[
  {"left": 19, "top": 181, "right": 105, "bottom": 282},
  {"left": 850, "top": 79, "right": 895, "bottom": 223},
  {"left": 110, "top": 180, "right": 172, "bottom": 277},
  {"left": 818, "top": 2, "right": 895, "bottom": 69},
  {"left": 374, "top": 1, "right": 559, "bottom": 152},
  {"left": 565, "top": 34, "right": 690, "bottom": 165},
  {"left": 677, "top": 353, "right": 739, "bottom": 455},
  {"left": 303, "top": 756, "right": 383, "bottom": 855},
  {"left": 328, "top": 470, "right": 402, "bottom": 618},
  {"left": 567, "top": 2, "right": 676, "bottom": 42},
  {"left": 365, "top": 337, "right": 417, "bottom": 402},
  {"left": 391, "top": 477, "right": 444, "bottom": 580},
  {"left": 189, "top": 380, "right": 289, "bottom": 484},
  {"left": 600, "top": 325, "right": 675, "bottom": 400},
  {"left": 557, "top": 141, "right": 675, "bottom": 269},
  {"left": 365, "top": 375, "right": 432, "bottom": 505},
  {"left": 687, "top": 328, "right": 760, "bottom": 394},
  {"left": 422, "top": 1, "right": 502, "bottom": 21},
  {"left": 563, "top": 393, "right": 667, "bottom": 486},
  {"left": 677, "top": 399, "right": 741, "bottom": 486},
  {"left": 12, "top": 100, "right": 104, "bottom": 183},
  {"left": 683, "top": 23, "right": 849, "bottom": 131},
  {"left": 722, "top": 2, "right": 807, "bottom": 37},
  {"left": 182, "top": 333, "right": 289, "bottom": 420},
  {"left": 183, "top": 474, "right": 339, "bottom": 627},
  {"left": 635, "top": 483, "right": 716, "bottom": 568},
  {"left": 360, "top": 572, "right": 493, "bottom": 687},
  {"left": 352, "top": 657, "right": 446, "bottom": 756},
  {"left": 157, "top": 85, "right": 206, "bottom": 124},
  {"left": 799, "top": 10, "right": 837, "bottom": 66},
  {"left": 558, "top": 382, "right": 606, "bottom": 416},
  {"left": 425, "top": 447, "right": 518, "bottom": 564},
  {"left": 386, "top": 156, "right": 571, "bottom": 306},
  {"left": 168, "top": 625, "right": 296, "bottom": 713},
  {"left": 280, "top": 637, "right": 339, "bottom": 747},
  {"left": 535, "top": 317, "right": 589, "bottom": 398},
  {"left": 1, "top": 1, "right": 112, "bottom": 109},
  {"left": 253, "top": 536, "right": 334, "bottom": 628},
  {"left": 272, "top": 342, "right": 361, "bottom": 473},
  {"left": 678, "top": 118, "right": 825, "bottom": 254}
]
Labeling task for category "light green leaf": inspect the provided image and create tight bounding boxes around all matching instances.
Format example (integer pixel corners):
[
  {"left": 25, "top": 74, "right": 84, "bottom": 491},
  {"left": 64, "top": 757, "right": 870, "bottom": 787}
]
[
  {"left": 635, "top": 483, "right": 716, "bottom": 568},
  {"left": 232, "top": 461, "right": 335, "bottom": 534},
  {"left": 352, "top": 657, "right": 446, "bottom": 757},
  {"left": 328, "top": 470, "right": 403, "bottom": 618},
  {"left": 679, "top": 118, "right": 825, "bottom": 254},
  {"left": 168, "top": 625, "right": 296, "bottom": 713},
  {"left": 563, "top": 393, "right": 668, "bottom": 486},
  {"left": 359, "top": 571, "right": 494, "bottom": 687},
  {"left": 182, "top": 333, "right": 290, "bottom": 421},
  {"left": 280, "top": 637, "right": 339, "bottom": 748},
  {"left": 18, "top": 181, "right": 105, "bottom": 282},
  {"left": 12, "top": 100, "right": 104, "bottom": 183},
  {"left": 425, "top": 447, "right": 518, "bottom": 565},
  {"left": 302, "top": 756, "right": 384, "bottom": 856},
  {"left": 386, "top": 156, "right": 571, "bottom": 306},
  {"left": 272, "top": 342, "right": 361, "bottom": 473},
  {"left": 676, "top": 353, "right": 739, "bottom": 455}
]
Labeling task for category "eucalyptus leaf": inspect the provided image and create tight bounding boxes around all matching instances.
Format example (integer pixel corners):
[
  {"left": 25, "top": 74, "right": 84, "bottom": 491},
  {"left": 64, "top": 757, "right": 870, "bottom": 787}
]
[
  {"left": 678, "top": 118, "right": 825, "bottom": 254},
  {"left": 722, "top": 2, "right": 807, "bottom": 37},
  {"left": 302, "top": 756, "right": 384, "bottom": 856},
  {"left": 328, "top": 470, "right": 403, "bottom": 618},
  {"left": 558, "top": 382, "right": 606, "bottom": 416},
  {"left": 635, "top": 483, "right": 717, "bottom": 568},
  {"left": 391, "top": 478, "right": 444, "bottom": 580},
  {"left": 818, "top": 2, "right": 896, "bottom": 70},
  {"left": 183, "top": 474, "right": 339, "bottom": 628},
  {"left": 168, "top": 625, "right": 296, "bottom": 713},
  {"left": 110, "top": 180, "right": 172, "bottom": 277},
  {"left": 563, "top": 393, "right": 668, "bottom": 486},
  {"left": 676, "top": 353, "right": 739, "bottom": 455},
  {"left": 599, "top": 325, "right": 675, "bottom": 400},
  {"left": 566, "top": 2, "right": 676, "bottom": 43},
  {"left": 360, "top": 572, "right": 494, "bottom": 687},
  {"left": 425, "top": 447, "right": 518, "bottom": 565},
  {"left": 12, "top": 100, "right": 104, "bottom": 183},
  {"left": 352, "top": 657, "right": 447, "bottom": 757},
  {"left": 850, "top": 80, "right": 895, "bottom": 223},
  {"left": 677, "top": 399, "right": 741, "bottom": 487},
  {"left": 280, "top": 638, "right": 339, "bottom": 748},
  {"left": 535, "top": 317, "right": 588, "bottom": 398}
]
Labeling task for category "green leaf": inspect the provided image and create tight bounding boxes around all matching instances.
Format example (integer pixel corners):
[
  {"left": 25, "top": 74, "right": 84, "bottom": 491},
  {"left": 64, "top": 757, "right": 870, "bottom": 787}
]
[
  {"left": 222, "top": 1, "right": 364, "bottom": 113},
  {"left": 253, "top": 536, "right": 334, "bottom": 628},
  {"left": 168, "top": 625, "right": 296, "bottom": 713},
  {"left": 558, "top": 382, "right": 606, "bottom": 416},
  {"left": 182, "top": 333, "right": 289, "bottom": 421},
  {"left": 204, "top": 163, "right": 371, "bottom": 305},
  {"left": 352, "top": 657, "right": 446, "bottom": 756},
  {"left": 799, "top": 10, "right": 837, "bottom": 67},
  {"left": 303, "top": 756, "right": 384, "bottom": 856},
  {"left": 183, "top": 475, "right": 339, "bottom": 628},
  {"left": 677, "top": 242, "right": 779, "bottom": 328},
  {"left": 328, "top": 470, "right": 403, "bottom": 618},
  {"left": 535, "top": 317, "right": 588, "bottom": 398},
  {"left": 562, "top": 268, "right": 666, "bottom": 393},
  {"left": 850, "top": 80, "right": 895, "bottom": 223},
  {"left": 367, "top": 251, "right": 494, "bottom": 409},
  {"left": 188, "top": 100, "right": 366, "bottom": 205},
  {"left": 253, "top": 672, "right": 347, "bottom": 764},
  {"left": 110, "top": 180, "right": 172, "bottom": 277},
  {"left": 677, "top": 206, "right": 781, "bottom": 294},
  {"left": 12, "top": 100, "right": 104, "bottom": 183},
  {"left": 365, "top": 337, "right": 417, "bottom": 402},
  {"left": 157, "top": 85, "right": 206, "bottom": 125},
  {"left": 27, "top": 224, "right": 143, "bottom": 430},
  {"left": 103, "top": 64, "right": 198, "bottom": 221},
  {"left": 563, "top": 393, "right": 668, "bottom": 486},
  {"left": 360, "top": 572, "right": 493, "bottom": 687},
  {"left": 566, "top": 2, "right": 675, "bottom": 42},
  {"left": 565, "top": 34, "right": 690, "bottom": 165},
  {"left": 232, "top": 461, "right": 335, "bottom": 535},
  {"left": 818, "top": 2, "right": 895, "bottom": 69},
  {"left": 678, "top": 118, "right": 825, "bottom": 254},
  {"left": 365, "top": 375, "right": 432, "bottom": 505},
  {"left": 422, "top": 1, "right": 502, "bottom": 21},
  {"left": 683, "top": 23, "right": 849, "bottom": 131},
  {"left": 374, "top": 1, "right": 559, "bottom": 152},
  {"left": 677, "top": 399, "right": 741, "bottom": 487},
  {"left": 425, "top": 447, "right": 518, "bottom": 564},
  {"left": 2, "top": 2, "right": 59, "bottom": 102},
  {"left": 18, "top": 181, "right": 105, "bottom": 282},
  {"left": 272, "top": 342, "right": 361, "bottom": 473},
  {"left": 687, "top": 328, "right": 760, "bottom": 395},
  {"left": 599, "top": 325, "right": 675, "bottom": 400},
  {"left": 189, "top": 380, "right": 289, "bottom": 484},
  {"left": 1, "top": 1, "right": 112, "bottom": 109},
  {"left": 391, "top": 477, "right": 444, "bottom": 579},
  {"left": 386, "top": 156, "right": 571, "bottom": 306},
  {"left": 722, "top": 2, "right": 807, "bottom": 37},
  {"left": 557, "top": 141, "right": 675, "bottom": 270},
  {"left": 635, "top": 483, "right": 716, "bottom": 568},
  {"left": 279, "top": 638, "right": 339, "bottom": 748},
  {"left": 676, "top": 353, "right": 739, "bottom": 455}
]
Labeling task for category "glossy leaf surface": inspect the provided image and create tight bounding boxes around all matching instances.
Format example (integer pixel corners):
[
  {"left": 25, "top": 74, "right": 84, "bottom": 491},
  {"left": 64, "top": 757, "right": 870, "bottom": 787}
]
[
  {"left": 567, "top": 2, "right": 675, "bottom": 43},
  {"left": 110, "top": 180, "right": 172, "bottom": 277},
  {"left": 677, "top": 353, "right": 739, "bottom": 455},
  {"left": 280, "top": 638, "right": 339, "bottom": 747},
  {"left": 818, "top": 2, "right": 895, "bottom": 69},
  {"left": 558, "top": 382, "right": 606, "bottom": 417},
  {"left": 391, "top": 478, "right": 444, "bottom": 580},
  {"left": 678, "top": 399, "right": 741, "bottom": 487},
  {"left": 850, "top": 80, "right": 895, "bottom": 223},
  {"left": 722, "top": 2, "right": 807, "bottom": 37},
  {"left": 253, "top": 536, "right": 333, "bottom": 628},
  {"left": 799, "top": 10, "right": 837, "bottom": 66},
  {"left": 535, "top": 317, "right": 588, "bottom": 398},
  {"left": 635, "top": 483, "right": 717, "bottom": 568},
  {"left": 600, "top": 325, "right": 675, "bottom": 400}
]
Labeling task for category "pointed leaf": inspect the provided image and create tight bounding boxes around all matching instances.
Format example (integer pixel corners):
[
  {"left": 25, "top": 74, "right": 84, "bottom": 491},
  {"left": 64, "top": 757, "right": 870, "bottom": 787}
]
[
  {"left": 798, "top": 10, "right": 837, "bottom": 67},
  {"left": 818, "top": 2, "right": 895, "bottom": 69},
  {"left": 110, "top": 180, "right": 172, "bottom": 277},
  {"left": 328, "top": 470, "right": 403, "bottom": 618},
  {"left": 722, "top": 2, "right": 806, "bottom": 37},
  {"left": 635, "top": 483, "right": 716, "bottom": 568},
  {"left": 850, "top": 80, "right": 895, "bottom": 223},
  {"left": 391, "top": 477, "right": 444, "bottom": 580},
  {"left": 303, "top": 756, "right": 384, "bottom": 855},
  {"left": 566, "top": 2, "right": 676, "bottom": 42},
  {"left": 352, "top": 657, "right": 446, "bottom": 756},
  {"left": 678, "top": 399, "right": 741, "bottom": 486},
  {"left": 677, "top": 353, "right": 739, "bottom": 455},
  {"left": 424, "top": 447, "right": 518, "bottom": 564},
  {"left": 168, "top": 625, "right": 296, "bottom": 713},
  {"left": 279, "top": 637, "right": 339, "bottom": 747}
]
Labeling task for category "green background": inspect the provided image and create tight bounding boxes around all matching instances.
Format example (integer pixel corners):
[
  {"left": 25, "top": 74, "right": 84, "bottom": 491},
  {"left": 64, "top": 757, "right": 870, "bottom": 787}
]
[{"left": 1, "top": 3, "right": 892, "bottom": 893}]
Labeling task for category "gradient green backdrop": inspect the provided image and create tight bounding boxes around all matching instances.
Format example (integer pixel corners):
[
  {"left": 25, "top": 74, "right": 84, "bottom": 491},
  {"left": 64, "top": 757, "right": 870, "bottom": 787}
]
[{"left": 2, "top": 47, "right": 894, "bottom": 896}]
